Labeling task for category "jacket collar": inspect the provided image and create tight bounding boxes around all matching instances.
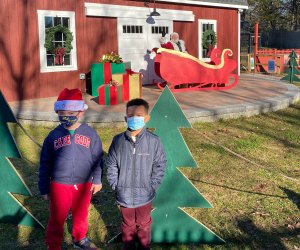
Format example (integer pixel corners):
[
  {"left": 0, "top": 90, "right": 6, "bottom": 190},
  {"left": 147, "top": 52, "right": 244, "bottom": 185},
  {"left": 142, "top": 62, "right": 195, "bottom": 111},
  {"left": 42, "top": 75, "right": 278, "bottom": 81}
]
[
  {"left": 125, "top": 127, "right": 146, "bottom": 143},
  {"left": 57, "top": 123, "right": 84, "bottom": 133}
]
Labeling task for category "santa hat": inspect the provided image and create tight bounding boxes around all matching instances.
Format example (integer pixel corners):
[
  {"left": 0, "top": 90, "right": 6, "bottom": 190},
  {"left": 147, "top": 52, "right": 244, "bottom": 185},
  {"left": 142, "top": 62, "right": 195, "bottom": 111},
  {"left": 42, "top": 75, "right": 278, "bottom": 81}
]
[{"left": 54, "top": 88, "right": 88, "bottom": 112}]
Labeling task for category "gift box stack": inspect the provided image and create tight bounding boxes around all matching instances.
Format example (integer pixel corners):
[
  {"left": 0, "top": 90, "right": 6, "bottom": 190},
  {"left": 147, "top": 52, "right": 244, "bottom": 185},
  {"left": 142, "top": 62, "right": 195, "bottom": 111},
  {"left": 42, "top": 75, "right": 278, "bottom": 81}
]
[
  {"left": 91, "top": 62, "right": 126, "bottom": 96},
  {"left": 94, "top": 63, "right": 142, "bottom": 106}
]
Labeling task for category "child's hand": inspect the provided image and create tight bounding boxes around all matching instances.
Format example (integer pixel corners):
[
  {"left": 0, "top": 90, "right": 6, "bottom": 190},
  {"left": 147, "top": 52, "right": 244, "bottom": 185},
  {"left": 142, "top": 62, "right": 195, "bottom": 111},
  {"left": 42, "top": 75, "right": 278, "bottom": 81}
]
[
  {"left": 90, "top": 184, "right": 102, "bottom": 195},
  {"left": 41, "top": 194, "right": 48, "bottom": 200}
]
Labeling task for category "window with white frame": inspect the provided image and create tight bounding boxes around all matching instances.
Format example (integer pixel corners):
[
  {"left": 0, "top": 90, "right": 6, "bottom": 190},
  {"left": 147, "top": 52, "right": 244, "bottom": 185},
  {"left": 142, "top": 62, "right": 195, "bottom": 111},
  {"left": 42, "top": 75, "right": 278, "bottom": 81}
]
[
  {"left": 198, "top": 19, "right": 217, "bottom": 61},
  {"left": 151, "top": 26, "right": 169, "bottom": 35},
  {"left": 122, "top": 25, "right": 143, "bottom": 34},
  {"left": 38, "top": 10, "right": 77, "bottom": 73}
]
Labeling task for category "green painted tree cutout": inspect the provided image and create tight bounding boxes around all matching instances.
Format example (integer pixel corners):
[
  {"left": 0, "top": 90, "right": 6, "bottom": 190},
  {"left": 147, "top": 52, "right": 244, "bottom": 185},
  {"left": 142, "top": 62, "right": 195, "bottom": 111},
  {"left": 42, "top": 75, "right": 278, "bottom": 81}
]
[
  {"left": 147, "top": 86, "right": 224, "bottom": 243},
  {"left": 281, "top": 50, "right": 300, "bottom": 83},
  {"left": 0, "top": 91, "right": 43, "bottom": 228}
]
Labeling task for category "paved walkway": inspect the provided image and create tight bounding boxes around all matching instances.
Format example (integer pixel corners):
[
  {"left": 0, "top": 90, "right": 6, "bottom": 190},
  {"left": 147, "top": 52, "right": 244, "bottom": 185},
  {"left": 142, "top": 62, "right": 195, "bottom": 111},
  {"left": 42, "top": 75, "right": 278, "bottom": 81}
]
[{"left": 9, "top": 73, "right": 300, "bottom": 126}]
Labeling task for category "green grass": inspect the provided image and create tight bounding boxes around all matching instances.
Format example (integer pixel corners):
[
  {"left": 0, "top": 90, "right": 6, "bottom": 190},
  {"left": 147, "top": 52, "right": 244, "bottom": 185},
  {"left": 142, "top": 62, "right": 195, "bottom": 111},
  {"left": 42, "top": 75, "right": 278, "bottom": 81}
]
[
  {"left": 295, "top": 83, "right": 300, "bottom": 88},
  {"left": 1, "top": 103, "right": 300, "bottom": 249}
]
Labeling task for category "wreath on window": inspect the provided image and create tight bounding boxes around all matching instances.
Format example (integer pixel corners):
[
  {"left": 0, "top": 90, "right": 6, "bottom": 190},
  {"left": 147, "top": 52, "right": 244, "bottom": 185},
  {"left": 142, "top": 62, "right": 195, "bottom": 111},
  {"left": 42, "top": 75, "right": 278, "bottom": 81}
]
[
  {"left": 44, "top": 25, "right": 73, "bottom": 54},
  {"left": 202, "top": 29, "right": 217, "bottom": 49}
]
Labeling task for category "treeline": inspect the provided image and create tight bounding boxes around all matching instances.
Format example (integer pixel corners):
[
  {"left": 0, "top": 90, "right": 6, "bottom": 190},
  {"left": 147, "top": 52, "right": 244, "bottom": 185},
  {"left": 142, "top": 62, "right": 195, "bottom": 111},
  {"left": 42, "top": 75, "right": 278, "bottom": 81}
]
[{"left": 242, "top": 0, "right": 299, "bottom": 32}]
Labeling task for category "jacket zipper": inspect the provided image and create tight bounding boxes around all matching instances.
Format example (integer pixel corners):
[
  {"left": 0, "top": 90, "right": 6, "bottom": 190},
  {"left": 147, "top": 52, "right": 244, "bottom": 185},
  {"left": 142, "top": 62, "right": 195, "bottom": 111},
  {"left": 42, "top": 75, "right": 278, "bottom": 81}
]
[
  {"left": 71, "top": 133, "right": 75, "bottom": 183},
  {"left": 131, "top": 142, "right": 136, "bottom": 206}
]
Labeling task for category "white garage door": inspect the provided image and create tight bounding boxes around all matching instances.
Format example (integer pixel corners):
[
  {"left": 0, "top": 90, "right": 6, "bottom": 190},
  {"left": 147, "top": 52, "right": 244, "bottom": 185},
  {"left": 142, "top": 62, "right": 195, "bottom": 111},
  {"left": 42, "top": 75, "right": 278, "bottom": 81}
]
[{"left": 117, "top": 18, "right": 172, "bottom": 85}]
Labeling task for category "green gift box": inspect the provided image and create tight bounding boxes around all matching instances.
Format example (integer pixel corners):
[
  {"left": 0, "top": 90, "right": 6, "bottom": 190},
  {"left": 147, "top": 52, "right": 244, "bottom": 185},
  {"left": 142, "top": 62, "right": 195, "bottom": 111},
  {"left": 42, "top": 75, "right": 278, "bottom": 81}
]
[{"left": 90, "top": 62, "right": 126, "bottom": 96}]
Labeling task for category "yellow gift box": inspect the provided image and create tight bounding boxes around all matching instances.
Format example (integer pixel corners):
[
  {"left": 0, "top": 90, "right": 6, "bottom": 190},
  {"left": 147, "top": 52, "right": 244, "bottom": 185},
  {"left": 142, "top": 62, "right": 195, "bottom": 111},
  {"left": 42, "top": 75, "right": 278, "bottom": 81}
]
[{"left": 112, "top": 72, "right": 142, "bottom": 101}]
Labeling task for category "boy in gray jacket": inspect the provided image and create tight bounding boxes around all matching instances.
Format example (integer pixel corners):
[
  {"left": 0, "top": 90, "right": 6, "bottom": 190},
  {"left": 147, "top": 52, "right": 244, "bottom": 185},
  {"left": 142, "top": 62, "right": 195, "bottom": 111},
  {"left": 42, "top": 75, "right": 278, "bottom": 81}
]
[{"left": 106, "top": 98, "right": 167, "bottom": 250}]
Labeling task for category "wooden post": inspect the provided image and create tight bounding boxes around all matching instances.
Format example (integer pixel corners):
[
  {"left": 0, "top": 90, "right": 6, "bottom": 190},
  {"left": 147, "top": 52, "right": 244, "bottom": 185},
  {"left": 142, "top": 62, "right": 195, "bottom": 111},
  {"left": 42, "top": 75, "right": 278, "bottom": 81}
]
[
  {"left": 254, "top": 22, "right": 259, "bottom": 73},
  {"left": 248, "top": 54, "right": 251, "bottom": 72}
]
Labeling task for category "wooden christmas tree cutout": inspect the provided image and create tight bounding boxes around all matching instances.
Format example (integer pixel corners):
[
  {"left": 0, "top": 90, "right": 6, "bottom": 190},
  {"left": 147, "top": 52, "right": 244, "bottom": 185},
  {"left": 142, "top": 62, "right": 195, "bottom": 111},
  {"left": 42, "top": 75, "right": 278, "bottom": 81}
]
[
  {"left": 0, "top": 91, "right": 43, "bottom": 228},
  {"left": 147, "top": 86, "right": 224, "bottom": 243},
  {"left": 281, "top": 50, "right": 300, "bottom": 83}
]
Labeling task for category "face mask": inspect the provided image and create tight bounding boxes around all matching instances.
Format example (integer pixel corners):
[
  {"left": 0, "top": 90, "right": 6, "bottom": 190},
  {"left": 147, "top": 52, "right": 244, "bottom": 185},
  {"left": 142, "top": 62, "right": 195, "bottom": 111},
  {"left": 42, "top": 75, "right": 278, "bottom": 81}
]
[
  {"left": 58, "top": 115, "right": 78, "bottom": 128},
  {"left": 127, "top": 116, "right": 145, "bottom": 131}
]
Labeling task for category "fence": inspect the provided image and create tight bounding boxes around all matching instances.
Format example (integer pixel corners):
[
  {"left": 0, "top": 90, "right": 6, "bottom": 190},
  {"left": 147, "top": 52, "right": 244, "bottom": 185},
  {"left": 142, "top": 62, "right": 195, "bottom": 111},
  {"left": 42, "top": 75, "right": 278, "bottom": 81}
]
[
  {"left": 266, "top": 30, "right": 300, "bottom": 49},
  {"left": 240, "top": 49, "right": 300, "bottom": 74}
]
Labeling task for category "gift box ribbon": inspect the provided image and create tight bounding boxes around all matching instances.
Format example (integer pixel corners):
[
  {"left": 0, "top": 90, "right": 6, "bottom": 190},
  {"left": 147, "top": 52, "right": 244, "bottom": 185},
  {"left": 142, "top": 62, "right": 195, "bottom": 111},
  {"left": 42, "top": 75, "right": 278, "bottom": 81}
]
[
  {"left": 104, "top": 62, "right": 112, "bottom": 84},
  {"left": 98, "top": 85, "right": 123, "bottom": 105},
  {"left": 125, "top": 69, "right": 137, "bottom": 75}
]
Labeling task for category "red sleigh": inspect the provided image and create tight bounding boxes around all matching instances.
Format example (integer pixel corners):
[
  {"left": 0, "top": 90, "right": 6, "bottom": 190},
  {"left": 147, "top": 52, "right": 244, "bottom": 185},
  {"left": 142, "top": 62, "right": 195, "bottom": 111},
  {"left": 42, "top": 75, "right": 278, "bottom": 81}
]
[{"left": 154, "top": 48, "right": 239, "bottom": 92}]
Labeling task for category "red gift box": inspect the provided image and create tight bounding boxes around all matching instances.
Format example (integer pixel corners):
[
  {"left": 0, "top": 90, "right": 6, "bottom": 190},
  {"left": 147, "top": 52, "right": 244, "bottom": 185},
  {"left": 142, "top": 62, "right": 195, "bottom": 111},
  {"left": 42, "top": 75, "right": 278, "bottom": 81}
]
[{"left": 98, "top": 84, "right": 123, "bottom": 105}]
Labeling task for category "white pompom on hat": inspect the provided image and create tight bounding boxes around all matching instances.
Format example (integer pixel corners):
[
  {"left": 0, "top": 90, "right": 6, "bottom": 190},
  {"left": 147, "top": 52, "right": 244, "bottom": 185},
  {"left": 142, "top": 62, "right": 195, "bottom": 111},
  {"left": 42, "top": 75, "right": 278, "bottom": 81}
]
[{"left": 54, "top": 88, "right": 88, "bottom": 112}]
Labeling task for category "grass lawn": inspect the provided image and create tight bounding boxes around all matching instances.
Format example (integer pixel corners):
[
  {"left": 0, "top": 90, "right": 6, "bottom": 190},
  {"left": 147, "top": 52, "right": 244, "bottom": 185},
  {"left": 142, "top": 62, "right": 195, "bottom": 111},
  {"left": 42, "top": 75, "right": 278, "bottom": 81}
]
[
  {"left": 294, "top": 82, "right": 300, "bottom": 88},
  {"left": 1, "top": 102, "right": 300, "bottom": 250}
]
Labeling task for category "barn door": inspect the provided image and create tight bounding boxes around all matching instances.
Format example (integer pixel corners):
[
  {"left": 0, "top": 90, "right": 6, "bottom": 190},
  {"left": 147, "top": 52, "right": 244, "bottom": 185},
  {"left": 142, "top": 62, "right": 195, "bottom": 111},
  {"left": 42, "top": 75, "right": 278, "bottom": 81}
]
[{"left": 118, "top": 18, "right": 172, "bottom": 85}]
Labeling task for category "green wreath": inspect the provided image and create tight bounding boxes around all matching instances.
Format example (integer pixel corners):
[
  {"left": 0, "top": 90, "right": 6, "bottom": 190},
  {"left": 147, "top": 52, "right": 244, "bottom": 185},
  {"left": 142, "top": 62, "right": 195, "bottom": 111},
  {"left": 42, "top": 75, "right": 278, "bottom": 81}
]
[
  {"left": 202, "top": 29, "right": 217, "bottom": 49},
  {"left": 44, "top": 25, "right": 73, "bottom": 54}
]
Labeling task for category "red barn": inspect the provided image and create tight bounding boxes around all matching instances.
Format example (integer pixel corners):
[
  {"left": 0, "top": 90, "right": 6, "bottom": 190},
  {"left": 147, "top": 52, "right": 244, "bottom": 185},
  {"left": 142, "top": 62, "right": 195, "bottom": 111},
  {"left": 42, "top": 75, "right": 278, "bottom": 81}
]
[{"left": 0, "top": 0, "right": 248, "bottom": 101}]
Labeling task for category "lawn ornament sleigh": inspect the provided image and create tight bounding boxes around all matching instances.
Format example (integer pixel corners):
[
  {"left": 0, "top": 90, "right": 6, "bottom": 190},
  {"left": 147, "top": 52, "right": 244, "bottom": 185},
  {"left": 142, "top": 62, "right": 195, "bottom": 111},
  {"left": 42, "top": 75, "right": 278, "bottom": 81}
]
[{"left": 154, "top": 48, "right": 239, "bottom": 92}]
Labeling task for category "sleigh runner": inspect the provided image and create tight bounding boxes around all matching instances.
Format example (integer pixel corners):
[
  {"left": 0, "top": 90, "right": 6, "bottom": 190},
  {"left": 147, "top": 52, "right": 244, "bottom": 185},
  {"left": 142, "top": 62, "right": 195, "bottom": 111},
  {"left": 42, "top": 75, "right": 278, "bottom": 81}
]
[{"left": 154, "top": 48, "right": 239, "bottom": 92}]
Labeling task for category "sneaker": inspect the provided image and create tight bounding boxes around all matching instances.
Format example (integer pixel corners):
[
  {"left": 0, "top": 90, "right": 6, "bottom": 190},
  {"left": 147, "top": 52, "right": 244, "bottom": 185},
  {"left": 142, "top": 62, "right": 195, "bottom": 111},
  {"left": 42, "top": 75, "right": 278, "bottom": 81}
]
[{"left": 73, "top": 237, "right": 98, "bottom": 250}]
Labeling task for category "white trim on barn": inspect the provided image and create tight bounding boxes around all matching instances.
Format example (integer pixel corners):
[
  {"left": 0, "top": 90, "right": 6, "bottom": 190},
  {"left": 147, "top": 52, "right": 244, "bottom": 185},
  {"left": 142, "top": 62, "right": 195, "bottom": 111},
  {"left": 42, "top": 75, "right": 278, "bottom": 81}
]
[
  {"left": 155, "top": 0, "right": 248, "bottom": 10},
  {"left": 238, "top": 9, "right": 242, "bottom": 75},
  {"left": 84, "top": 3, "right": 195, "bottom": 22}
]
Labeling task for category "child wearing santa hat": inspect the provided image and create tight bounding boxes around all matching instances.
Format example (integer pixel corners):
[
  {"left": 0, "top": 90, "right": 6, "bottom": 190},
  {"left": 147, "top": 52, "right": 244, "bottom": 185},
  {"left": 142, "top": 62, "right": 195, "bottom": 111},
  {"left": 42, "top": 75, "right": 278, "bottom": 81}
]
[{"left": 38, "top": 88, "right": 103, "bottom": 250}]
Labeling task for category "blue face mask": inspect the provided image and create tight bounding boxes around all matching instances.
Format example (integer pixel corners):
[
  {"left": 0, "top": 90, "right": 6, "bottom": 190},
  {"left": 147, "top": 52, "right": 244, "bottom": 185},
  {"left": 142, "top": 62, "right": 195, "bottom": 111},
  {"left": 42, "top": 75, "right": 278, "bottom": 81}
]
[
  {"left": 58, "top": 115, "right": 78, "bottom": 128},
  {"left": 127, "top": 116, "right": 145, "bottom": 131}
]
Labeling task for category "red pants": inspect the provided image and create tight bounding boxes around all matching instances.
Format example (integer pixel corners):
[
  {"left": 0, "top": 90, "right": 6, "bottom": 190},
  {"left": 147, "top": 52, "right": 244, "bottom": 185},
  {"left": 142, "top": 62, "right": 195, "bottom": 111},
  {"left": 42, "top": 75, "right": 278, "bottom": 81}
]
[
  {"left": 120, "top": 202, "right": 152, "bottom": 250},
  {"left": 46, "top": 181, "right": 92, "bottom": 250}
]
